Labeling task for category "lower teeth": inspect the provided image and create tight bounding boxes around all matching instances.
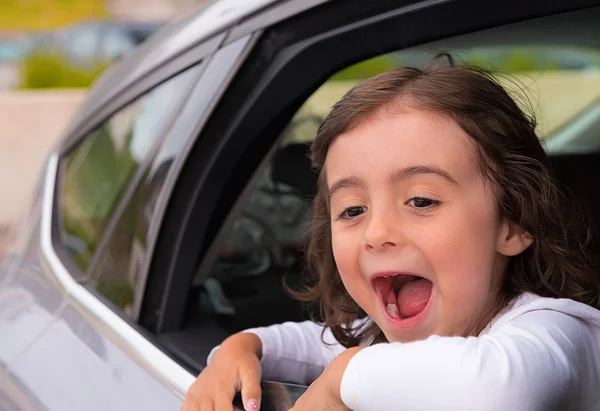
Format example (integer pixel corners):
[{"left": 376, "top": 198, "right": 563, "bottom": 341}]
[{"left": 387, "top": 303, "right": 400, "bottom": 319}]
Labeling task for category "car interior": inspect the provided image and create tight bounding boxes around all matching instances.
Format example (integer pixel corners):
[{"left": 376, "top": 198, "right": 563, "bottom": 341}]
[{"left": 156, "top": 7, "right": 600, "bottom": 378}]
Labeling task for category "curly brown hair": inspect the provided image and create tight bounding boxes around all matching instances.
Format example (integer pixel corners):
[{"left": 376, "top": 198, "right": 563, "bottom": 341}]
[{"left": 293, "top": 57, "right": 600, "bottom": 348}]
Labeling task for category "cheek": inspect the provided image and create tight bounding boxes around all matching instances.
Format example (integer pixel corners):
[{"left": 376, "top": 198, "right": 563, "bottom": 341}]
[
  {"left": 331, "top": 227, "right": 369, "bottom": 302},
  {"left": 331, "top": 226, "right": 358, "bottom": 268},
  {"left": 424, "top": 204, "right": 500, "bottom": 295}
]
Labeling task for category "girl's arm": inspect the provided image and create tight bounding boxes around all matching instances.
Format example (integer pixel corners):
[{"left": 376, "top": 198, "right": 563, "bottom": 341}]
[
  {"left": 208, "top": 320, "right": 351, "bottom": 385},
  {"left": 248, "top": 320, "right": 348, "bottom": 385},
  {"left": 340, "top": 310, "right": 595, "bottom": 410}
]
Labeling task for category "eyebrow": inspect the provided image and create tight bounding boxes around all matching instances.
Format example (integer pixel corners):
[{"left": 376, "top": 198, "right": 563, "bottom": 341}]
[
  {"left": 390, "top": 165, "right": 460, "bottom": 187},
  {"left": 328, "top": 165, "right": 460, "bottom": 200},
  {"left": 328, "top": 176, "right": 367, "bottom": 201}
]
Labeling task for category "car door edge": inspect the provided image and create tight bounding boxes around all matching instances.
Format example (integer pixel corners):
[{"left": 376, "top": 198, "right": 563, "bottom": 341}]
[{"left": 39, "top": 154, "right": 196, "bottom": 397}]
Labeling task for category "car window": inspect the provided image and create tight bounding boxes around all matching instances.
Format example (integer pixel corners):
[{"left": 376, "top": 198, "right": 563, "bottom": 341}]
[
  {"left": 0, "top": 39, "right": 27, "bottom": 61},
  {"left": 60, "top": 66, "right": 199, "bottom": 271},
  {"left": 189, "top": 42, "right": 600, "bottom": 336}
]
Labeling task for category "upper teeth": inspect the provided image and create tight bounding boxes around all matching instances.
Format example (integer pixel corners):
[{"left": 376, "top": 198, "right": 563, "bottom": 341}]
[{"left": 387, "top": 303, "right": 399, "bottom": 319}]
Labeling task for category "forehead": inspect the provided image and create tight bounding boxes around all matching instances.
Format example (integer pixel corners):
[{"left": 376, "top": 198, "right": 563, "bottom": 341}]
[{"left": 324, "top": 108, "right": 480, "bottom": 184}]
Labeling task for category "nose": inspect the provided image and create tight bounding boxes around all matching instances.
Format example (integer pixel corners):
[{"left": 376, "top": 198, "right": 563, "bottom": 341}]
[{"left": 362, "top": 207, "right": 403, "bottom": 251}]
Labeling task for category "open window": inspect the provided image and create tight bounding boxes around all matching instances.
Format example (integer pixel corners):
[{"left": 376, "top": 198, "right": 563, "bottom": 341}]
[{"left": 148, "top": 2, "right": 600, "bottom": 375}]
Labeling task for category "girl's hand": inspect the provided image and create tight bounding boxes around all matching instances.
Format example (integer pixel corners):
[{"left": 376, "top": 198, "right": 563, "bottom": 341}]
[
  {"left": 182, "top": 333, "right": 263, "bottom": 411},
  {"left": 289, "top": 347, "right": 363, "bottom": 411}
]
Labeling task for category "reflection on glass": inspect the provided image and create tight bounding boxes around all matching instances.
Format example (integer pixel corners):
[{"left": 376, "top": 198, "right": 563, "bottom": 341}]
[{"left": 61, "top": 65, "right": 198, "bottom": 271}]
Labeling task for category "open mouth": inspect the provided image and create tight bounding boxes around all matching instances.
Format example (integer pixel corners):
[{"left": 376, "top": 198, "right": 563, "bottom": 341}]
[{"left": 373, "top": 274, "right": 433, "bottom": 320}]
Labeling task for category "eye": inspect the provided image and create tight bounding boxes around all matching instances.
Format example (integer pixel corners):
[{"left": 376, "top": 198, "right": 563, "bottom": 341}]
[
  {"left": 338, "top": 206, "right": 367, "bottom": 220},
  {"left": 407, "top": 197, "right": 440, "bottom": 210}
]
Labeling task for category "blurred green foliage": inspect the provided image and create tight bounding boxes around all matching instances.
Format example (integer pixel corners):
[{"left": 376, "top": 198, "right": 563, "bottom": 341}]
[
  {"left": 329, "top": 48, "right": 567, "bottom": 84},
  {"left": 330, "top": 55, "right": 397, "bottom": 81},
  {"left": 20, "top": 51, "right": 109, "bottom": 88},
  {"left": 96, "top": 277, "right": 134, "bottom": 310},
  {"left": 459, "top": 49, "right": 560, "bottom": 72},
  {"left": 62, "top": 125, "right": 137, "bottom": 268}
]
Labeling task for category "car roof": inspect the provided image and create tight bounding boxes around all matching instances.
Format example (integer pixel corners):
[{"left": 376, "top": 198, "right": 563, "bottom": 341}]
[{"left": 73, "top": 0, "right": 287, "bottom": 131}]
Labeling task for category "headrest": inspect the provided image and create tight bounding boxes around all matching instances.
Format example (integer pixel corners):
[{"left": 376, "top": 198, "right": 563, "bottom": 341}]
[{"left": 271, "top": 143, "right": 318, "bottom": 198}]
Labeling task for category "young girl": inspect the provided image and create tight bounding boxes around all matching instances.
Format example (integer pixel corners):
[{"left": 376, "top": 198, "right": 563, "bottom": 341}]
[{"left": 182, "top": 57, "right": 600, "bottom": 411}]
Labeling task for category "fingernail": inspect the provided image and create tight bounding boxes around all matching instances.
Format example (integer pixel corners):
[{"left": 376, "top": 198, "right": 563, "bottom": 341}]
[{"left": 247, "top": 399, "right": 259, "bottom": 410}]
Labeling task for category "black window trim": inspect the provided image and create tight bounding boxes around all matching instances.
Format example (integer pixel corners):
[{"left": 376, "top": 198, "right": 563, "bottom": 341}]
[
  {"left": 134, "top": 33, "right": 259, "bottom": 322},
  {"left": 143, "top": 0, "right": 600, "bottom": 335}
]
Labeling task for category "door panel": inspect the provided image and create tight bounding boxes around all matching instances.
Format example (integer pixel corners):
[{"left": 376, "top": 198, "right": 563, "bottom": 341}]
[
  {"left": 7, "top": 302, "right": 181, "bottom": 411},
  {"left": 0, "top": 218, "right": 63, "bottom": 375}
]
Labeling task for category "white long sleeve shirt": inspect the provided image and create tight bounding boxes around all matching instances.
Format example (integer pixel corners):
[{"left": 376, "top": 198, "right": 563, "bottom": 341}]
[{"left": 208, "top": 293, "right": 600, "bottom": 410}]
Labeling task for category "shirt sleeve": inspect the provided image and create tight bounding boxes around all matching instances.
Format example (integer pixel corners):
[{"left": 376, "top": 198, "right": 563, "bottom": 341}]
[
  {"left": 340, "top": 310, "right": 593, "bottom": 411},
  {"left": 207, "top": 320, "right": 349, "bottom": 385}
]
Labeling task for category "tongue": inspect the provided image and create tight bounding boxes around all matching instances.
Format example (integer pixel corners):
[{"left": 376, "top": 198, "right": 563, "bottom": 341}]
[{"left": 397, "top": 279, "right": 432, "bottom": 318}]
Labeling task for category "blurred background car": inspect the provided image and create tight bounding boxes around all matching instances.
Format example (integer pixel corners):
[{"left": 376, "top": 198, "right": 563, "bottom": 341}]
[
  {"left": 0, "top": 34, "right": 29, "bottom": 63},
  {"left": 37, "top": 20, "right": 163, "bottom": 67}
]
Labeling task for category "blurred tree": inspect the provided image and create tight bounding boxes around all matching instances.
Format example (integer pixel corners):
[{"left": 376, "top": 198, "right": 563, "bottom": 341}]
[
  {"left": 20, "top": 51, "right": 109, "bottom": 88},
  {"left": 329, "top": 55, "right": 398, "bottom": 81}
]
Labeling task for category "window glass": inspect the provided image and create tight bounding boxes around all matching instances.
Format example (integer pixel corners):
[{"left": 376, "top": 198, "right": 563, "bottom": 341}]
[
  {"left": 190, "top": 42, "right": 600, "bottom": 338},
  {"left": 60, "top": 66, "right": 199, "bottom": 270},
  {"left": 87, "top": 58, "right": 213, "bottom": 316}
]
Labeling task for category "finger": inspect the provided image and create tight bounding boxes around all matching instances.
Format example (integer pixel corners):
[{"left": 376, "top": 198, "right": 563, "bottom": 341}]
[
  {"left": 182, "top": 398, "right": 202, "bottom": 411},
  {"left": 199, "top": 397, "right": 215, "bottom": 411},
  {"left": 213, "top": 381, "right": 236, "bottom": 411},
  {"left": 181, "top": 395, "right": 197, "bottom": 411},
  {"left": 239, "top": 361, "right": 262, "bottom": 410},
  {"left": 182, "top": 378, "right": 203, "bottom": 411}
]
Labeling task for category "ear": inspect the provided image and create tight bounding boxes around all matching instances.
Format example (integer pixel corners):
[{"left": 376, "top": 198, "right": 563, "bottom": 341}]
[{"left": 496, "top": 221, "right": 533, "bottom": 257}]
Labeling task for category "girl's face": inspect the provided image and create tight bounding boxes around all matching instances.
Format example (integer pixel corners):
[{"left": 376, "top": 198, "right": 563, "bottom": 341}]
[{"left": 325, "top": 107, "right": 531, "bottom": 343}]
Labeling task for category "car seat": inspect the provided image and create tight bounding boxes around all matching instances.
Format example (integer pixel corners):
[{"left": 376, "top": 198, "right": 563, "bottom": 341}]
[{"left": 270, "top": 143, "right": 318, "bottom": 199}]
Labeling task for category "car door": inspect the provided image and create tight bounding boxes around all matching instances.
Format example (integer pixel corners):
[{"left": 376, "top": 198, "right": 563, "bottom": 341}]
[{"left": 0, "top": 29, "right": 258, "bottom": 411}]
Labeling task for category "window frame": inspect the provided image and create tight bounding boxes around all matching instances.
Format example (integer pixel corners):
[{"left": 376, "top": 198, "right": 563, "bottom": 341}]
[
  {"left": 49, "top": 30, "right": 222, "bottom": 283},
  {"left": 143, "top": 0, "right": 600, "bottom": 336}
]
